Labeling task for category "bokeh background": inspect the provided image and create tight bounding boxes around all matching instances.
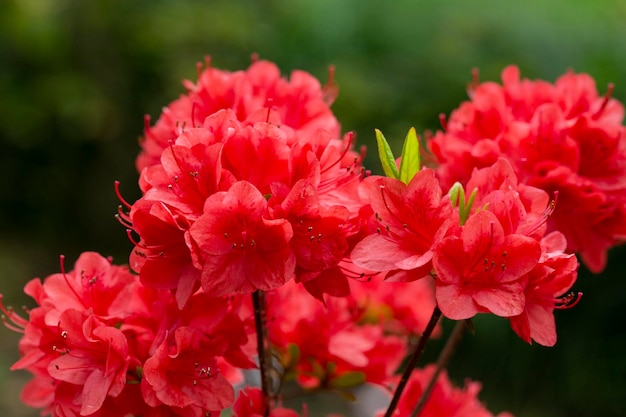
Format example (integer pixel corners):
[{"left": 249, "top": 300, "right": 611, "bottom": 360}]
[{"left": 1, "top": 0, "right": 625, "bottom": 416}]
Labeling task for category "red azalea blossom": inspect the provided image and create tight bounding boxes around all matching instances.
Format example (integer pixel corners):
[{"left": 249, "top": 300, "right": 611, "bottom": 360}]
[
  {"left": 138, "top": 59, "right": 340, "bottom": 171},
  {"left": 48, "top": 309, "right": 130, "bottom": 416},
  {"left": 129, "top": 200, "right": 201, "bottom": 308},
  {"left": 127, "top": 100, "right": 363, "bottom": 302},
  {"left": 429, "top": 66, "right": 626, "bottom": 272},
  {"left": 433, "top": 210, "right": 541, "bottom": 320},
  {"left": 509, "top": 232, "right": 579, "bottom": 346},
  {"left": 351, "top": 169, "right": 457, "bottom": 282},
  {"left": 35, "top": 251, "right": 136, "bottom": 325},
  {"left": 190, "top": 180, "right": 295, "bottom": 296},
  {"left": 142, "top": 326, "right": 234, "bottom": 413},
  {"left": 377, "top": 365, "right": 514, "bottom": 417}
]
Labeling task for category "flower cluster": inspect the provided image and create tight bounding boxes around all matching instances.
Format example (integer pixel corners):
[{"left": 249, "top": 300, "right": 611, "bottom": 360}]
[
  {"left": 3, "top": 59, "right": 622, "bottom": 417},
  {"left": 429, "top": 66, "right": 626, "bottom": 272},
  {"left": 1, "top": 252, "right": 251, "bottom": 416},
  {"left": 125, "top": 59, "right": 363, "bottom": 309}
]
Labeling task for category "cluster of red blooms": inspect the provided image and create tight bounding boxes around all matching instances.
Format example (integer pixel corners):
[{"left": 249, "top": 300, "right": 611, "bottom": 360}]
[
  {"left": 3, "top": 59, "right": 624, "bottom": 417},
  {"left": 429, "top": 66, "right": 626, "bottom": 272}
]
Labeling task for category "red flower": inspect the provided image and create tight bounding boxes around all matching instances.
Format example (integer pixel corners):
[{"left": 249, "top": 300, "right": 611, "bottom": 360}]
[
  {"left": 351, "top": 169, "right": 456, "bottom": 282},
  {"left": 269, "top": 179, "right": 355, "bottom": 299},
  {"left": 48, "top": 309, "right": 130, "bottom": 416},
  {"left": 138, "top": 59, "right": 339, "bottom": 172},
  {"left": 190, "top": 180, "right": 295, "bottom": 296},
  {"left": 130, "top": 200, "right": 201, "bottom": 308},
  {"left": 509, "top": 232, "right": 579, "bottom": 346},
  {"left": 142, "top": 326, "right": 234, "bottom": 413},
  {"left": 36, "top": 251, "right": 136, "bottom": 325},
  {"left": 433, "top": 210, "right": 541, "bottom": 320},
  {"left": 140, "top": 128, "right": 235, "bottom": 216},
  {"left": 377, "top": 365, "right": 513, "bottom": 417},
  {"left": 429, "top": 66, "right": 626, "bottom": 272}
]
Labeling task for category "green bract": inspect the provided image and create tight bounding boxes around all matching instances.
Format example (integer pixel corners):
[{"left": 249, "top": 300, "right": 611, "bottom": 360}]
[{"left": 375, "top": 127, "right": 421, "bottom": 184}]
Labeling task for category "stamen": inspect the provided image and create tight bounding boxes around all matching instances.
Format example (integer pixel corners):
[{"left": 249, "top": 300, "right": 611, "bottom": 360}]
[
  {"left": 339, "top": 262, "right": 378, "bottom": 282},
  {"left": 191, "top": 99, "right": 200, "bottom": 128},
  {"left": 250, "top": 52, "right": 259, "bottom": 63},
  {"left": 439, "top": 113, "right": 448, "bottom": 131},
  {"left": 518, "top": 191, "right": 558, "bottom": 236},
  {"left": 59, "top": 255, "right": 87, "bottom": 308},
  {"left": 126, "top": 229, "right": 142, "bottom": 247},
  {"left": 320, "top": 132, "right": 356, "bottom": 175},
  {"left": 115, "top": 206, "right": 133, "bottom": 229},
  {"left": 593, "top": 83, "right": 615, "bottom": 120},
  {"left": 143, "top": 114, "right": 157, "bottom": 141},
  {"left": 114, "top": 181, "right": 133, "bottom": 210},
  {"left": 323, "top": 64, "right": 339, "bottom": 105},
  {"left": 555, "top": 291, "right": 583, "bottom": 309},
  {"left": 467, "top": 67, "right": 480, "bottom": 98},
  {"left": 265, "top": 97, "right": 274, "bottom": 124}
]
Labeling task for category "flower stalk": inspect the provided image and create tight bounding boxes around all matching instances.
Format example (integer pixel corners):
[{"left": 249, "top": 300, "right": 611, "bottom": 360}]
[
  {"left": 410, "top": 319, "right": 466, "bottom": 417},
  {"left": 253, "top": 290, "right": 271, "bottom": 416},
  {"left": 384, "top": 306, "right": 442, "bottom": 417}
]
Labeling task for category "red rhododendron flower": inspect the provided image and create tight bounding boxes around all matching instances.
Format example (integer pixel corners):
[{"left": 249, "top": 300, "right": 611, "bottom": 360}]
[
  {"left": 433, "top": 210, "right": 541, "bottom": 320},
  {"left": 138, "top": 59, "right": 340, "bottom": 171},
  {"left": 129, "top": 200, "right": 201, "bottom": 308},
  {"left": 377, "top": 365, "right": 514, "bottom": 417},
  {"left": 429, "top": 66, "right": 626, "bottom": 272},
  {"left": 128, "top": 100, "right": 363, "bottom": 302},
  {"left": 142, "top": 326, "right": 234, "bottom": 413},
  {"left": 190, "top": 180, "right": 295, "bottom": 296},
  {"left": 351, "top": 169, "right": 456, "bottom": 282},
  {"left": 35, "top": 251, "right": 136, "bottom": 325},
  {"left": 48, "top": 309, "right": 130, "bottom": 415},
  {"left": 509, "top": 232, "right": 579, "bottom": 346}
]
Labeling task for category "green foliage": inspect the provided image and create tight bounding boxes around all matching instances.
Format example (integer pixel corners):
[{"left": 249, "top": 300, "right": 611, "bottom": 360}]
[{"left": 375, "top": 129, "right": 399, "bottom": 179}]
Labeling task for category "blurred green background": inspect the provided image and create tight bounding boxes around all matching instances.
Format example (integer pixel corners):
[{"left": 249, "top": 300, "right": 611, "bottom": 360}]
[{"left": 1, "top": 0, "right": 625, "bottom": 416}]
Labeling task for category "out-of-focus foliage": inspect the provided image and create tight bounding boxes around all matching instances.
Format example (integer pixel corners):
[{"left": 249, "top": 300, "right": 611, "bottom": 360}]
[{"left": 1, "top": 1, "right": 625, "bottom": 416}]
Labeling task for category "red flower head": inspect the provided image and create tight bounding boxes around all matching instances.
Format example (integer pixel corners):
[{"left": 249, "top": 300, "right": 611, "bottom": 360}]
[
  {"left": 429, "top": 66, "right": 626, "bottom": 272},
  {"left": 129, "top": 200, "right": 201, "bottom": 308},
  {"left": 48, "top": 309, "right": 130, "bottom": 416},
  {"left": 138, "top": 59, "right": 340, "bottom": 172},
  {"left": 433, "top": 209, "right": 541, "bottom": 320},
  {"left": 190, "top": 180, "right": 295, "bottom": 296},
  {"left": 142, "top": 326, "right": 235, "bottom": 414},
  {"left": 351, "top": 169, "right": 457, "bottom": 282},
  {"left": 126, "top": 93, "right": 363, "bottom": 303},
  {"left": 509, "top": 232, "right": 580, "bottom": 346},
  {"left": 377, "top": 365, "right": 514, "bottom": 417}
]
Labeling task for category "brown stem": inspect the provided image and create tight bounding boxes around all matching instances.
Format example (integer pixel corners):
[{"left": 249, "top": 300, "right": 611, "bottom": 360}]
[
  {"left": 410, "top": 320, "right": 466, "bottom": 417},
  {"left": 252, "top": 290, "right": 270, "bottom": 416},
  {"left": 384, "top": 306, "right": 442, "bottom": 417}
]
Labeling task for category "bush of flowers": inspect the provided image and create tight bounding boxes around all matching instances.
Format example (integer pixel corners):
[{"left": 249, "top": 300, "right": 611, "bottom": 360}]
[{"left": 2, "top": 56, "right": 624, "bottom": 417}]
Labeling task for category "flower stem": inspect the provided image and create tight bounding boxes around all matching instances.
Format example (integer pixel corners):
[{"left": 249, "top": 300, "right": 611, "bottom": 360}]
[
  {"left": 409, "top": 319, "right": 466, "bottom": 417},
  {"left": 384, "top": 306, "right": 442, "bottom": 417},
  {"left": 252, "top": 290, "right": 271, "bottom": 416}
]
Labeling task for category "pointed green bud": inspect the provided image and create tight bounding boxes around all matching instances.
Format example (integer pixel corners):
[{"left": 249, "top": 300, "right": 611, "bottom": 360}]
[
  {"left": 375, "top": 129, "right": 399, "bottom": 179},
  {"left": 448, "top": 182, "right": 464, "bottom": 208},
  {"left": 399, "top": 127, "right": 421, "bottom": 184},
  {"left": 448, "top": 182, "right": 477, "bottom": 225}
]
